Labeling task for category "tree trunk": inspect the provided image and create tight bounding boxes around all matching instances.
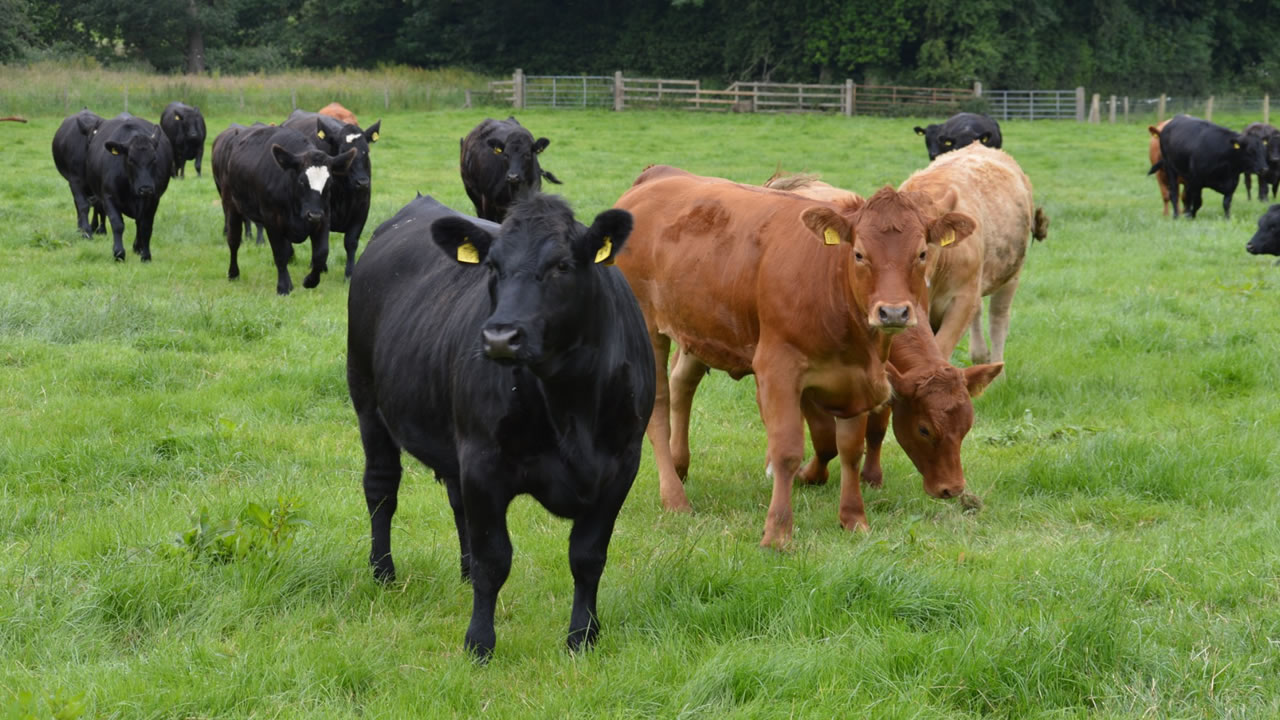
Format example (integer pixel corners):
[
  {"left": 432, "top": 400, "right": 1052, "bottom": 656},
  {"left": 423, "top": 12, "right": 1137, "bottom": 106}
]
[{"left": 185, "top": 0, "right": 205, "bottom": 74}]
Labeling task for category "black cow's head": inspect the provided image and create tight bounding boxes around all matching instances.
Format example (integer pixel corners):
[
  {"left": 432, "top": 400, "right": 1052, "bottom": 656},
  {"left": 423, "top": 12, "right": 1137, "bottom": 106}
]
[
  {"left": 171, "top": 107, "right": 203, "bottom": 145},
  {"left": 1246, "top": 204, "right": 1280, "bottom": 256},
  {"left": 76, "top": 113, "right": 102, "bottom": 138},
  {"left": 332, "top": 120, "right": 379, "bottom": 191},
  {"left": 270, "top": 144, "right": 357, "bottom": 227},
  {"left": 431, "top": 195, "right": 632, "bottom": 369},
  {"left": 1233, "top": 132, "right": 1269, "bottom": 175},
  {"left": 914, "top": 124, "right": 943, "bottom": 160},
  {"left": 104, "top": 131, "right": 166, "bottom": 199},
  {"left": 488, "top": 130, "right": 557, "bottom": 194}
]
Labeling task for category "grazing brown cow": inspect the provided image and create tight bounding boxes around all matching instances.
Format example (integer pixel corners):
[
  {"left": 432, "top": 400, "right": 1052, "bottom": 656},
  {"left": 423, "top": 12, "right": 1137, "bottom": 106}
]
[
  {"left": 318, "top": 102, "right": 358, "bottom": 127},
  {"left": 1148, "top": 121, "right": 1187, "bottom": 216},
  {"left": 614, "top": 165, "right": 975, "bottom": 546},
  {"left": 899, "top": 144, "right": 1046, "bottom": 365}
]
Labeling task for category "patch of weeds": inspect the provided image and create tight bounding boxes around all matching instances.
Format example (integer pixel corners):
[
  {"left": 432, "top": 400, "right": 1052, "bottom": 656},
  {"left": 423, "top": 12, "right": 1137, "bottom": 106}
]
[
  {"left": 167, "top": 496, "right": 311, "bottom": 562},
  {"left": 5, "top": 690, "right": 86, "bottom": 720},
  {"left": 980, "top": 409, "right": 1102, "bottom": 447}
]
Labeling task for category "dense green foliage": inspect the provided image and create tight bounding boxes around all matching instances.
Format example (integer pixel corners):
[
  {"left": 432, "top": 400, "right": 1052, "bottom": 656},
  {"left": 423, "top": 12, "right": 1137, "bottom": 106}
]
[
  {"left": 3, "top": 99, "right": 1280, "bottom": 716},
  {"left": 8, "top": 0, "right": 1280, "bottom": 92}
]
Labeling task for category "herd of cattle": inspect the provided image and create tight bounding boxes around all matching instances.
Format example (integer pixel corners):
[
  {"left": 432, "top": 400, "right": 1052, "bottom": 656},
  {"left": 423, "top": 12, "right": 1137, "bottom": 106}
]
[{"left": 44, "top": 105, "right": 1280, "bottom": 658}]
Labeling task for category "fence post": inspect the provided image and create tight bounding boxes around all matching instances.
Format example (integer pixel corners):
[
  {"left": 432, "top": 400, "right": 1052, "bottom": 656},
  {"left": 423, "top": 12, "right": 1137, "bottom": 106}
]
[
  {"left": 695, "top": 79, "right": 701, "bottom": 110},
  {"left": 1123, "top": 96, "right": 1129, "bottom": 123},
  {"left": 1075, "top": 86, "right": 1085, "bottom": 122},
  {"left": 1158, "top": 93, "right": 1166, "bottom": 121},
  {"left": 464, "top": 89, "right": 472, "bottom": 109},
  {"left": 1205, "top": 95, "right": 1214, "bottom": 121},
  {"left": 513, "top": 68, "right": 524, "bottom": 110},
  {"left": 973, "top": 81, "right": 983, "bottom": 98},
  {"left": 850, "top": 83, "right": 856, "bottom": 116},
  {"left": 1108, "top": 95, "right": 1116, "bottom": 123},
  {"left": 614, "top": 71, "right": 624, "bottom": 112},
  {"left": 1089, "top": 93, "right": 1100, "bottom": 123},
  {"left": 844, "top": 79, "right": 852, "bottom": 116},
  {"left": 1265, "top": 94, "right": 1271, "bottom": 125}
]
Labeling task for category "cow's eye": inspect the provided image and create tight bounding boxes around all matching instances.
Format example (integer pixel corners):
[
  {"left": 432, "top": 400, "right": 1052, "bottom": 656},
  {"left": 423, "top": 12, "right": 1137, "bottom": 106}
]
[
  {"left": 556, "top": 260, "right": 573, "bottom": 273},
  {"left": 918, "top": 250, "right": 927, "bottom": 262},
  {"left": 854, "top": 251, "right": 865, "bottom": 263},
  {"left": 919, "top": 425, "right": 931, "bottom": 438}
]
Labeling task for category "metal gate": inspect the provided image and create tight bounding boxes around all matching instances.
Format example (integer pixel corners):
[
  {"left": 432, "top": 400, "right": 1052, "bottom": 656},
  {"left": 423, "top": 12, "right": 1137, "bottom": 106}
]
[
  {"left": 522, "top": 75, "right": 616, "bottom": 108},
  {"left": 985, "top": 89, "right": 1079, "bottom": 120}
]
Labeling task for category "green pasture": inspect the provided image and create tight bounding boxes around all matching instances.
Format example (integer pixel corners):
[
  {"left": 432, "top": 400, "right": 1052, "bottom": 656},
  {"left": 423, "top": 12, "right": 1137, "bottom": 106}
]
[{"left": 2, "top": 102, "right": 1279, "bottom": 719}]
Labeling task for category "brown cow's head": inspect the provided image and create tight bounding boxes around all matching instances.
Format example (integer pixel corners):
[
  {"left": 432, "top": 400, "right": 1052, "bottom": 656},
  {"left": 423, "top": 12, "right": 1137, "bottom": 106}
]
[
  {"left": 887, "top": 359, "right": 1003, "bottom": 499},
  {"left": 801, "top": 186, "right": 975, "bottom": 334}
]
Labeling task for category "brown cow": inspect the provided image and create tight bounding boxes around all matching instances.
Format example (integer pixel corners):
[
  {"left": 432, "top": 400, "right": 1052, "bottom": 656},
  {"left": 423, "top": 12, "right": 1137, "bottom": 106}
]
[
  {"left": 899, "top": 144, "right": 1046, "bottom": 365},
  {"left": 318, "top": 102, "right": 358, "bottom": 127},
  {"left": 1148, "top": 120, "right": 1187, "bottom": 215},
  {"left": 614, "top": 165, "right": 975, "bottom": 546}
]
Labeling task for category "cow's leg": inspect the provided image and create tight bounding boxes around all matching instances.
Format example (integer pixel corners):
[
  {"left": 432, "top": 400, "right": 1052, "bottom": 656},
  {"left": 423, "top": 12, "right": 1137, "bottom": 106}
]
[
  {"left": 985, "top": 275, "right": 1021, "bottom": 365},
  {"left": 195, "top": 145, "right": 204, "bottom": 177},
  {"left": 302, "top": 226, "right": 330, "bottom": 289},
  {"left": 968, "top": 300, "right": 991, "bottom": 365},
  {"left": 1165, "top": 166, "right": 1182, "bottom": 218},
  {"left": 444, "top": 477, "right": 470, "bottom": 581},
  {"left": 934, "top": 291, "right": 981, "bottom": 361},
  {"left": 646, "top": 331, "right": 690, "bottom": 512},
  {"left": 267, "top": 231, "right": 294, "bottom": 295},
  {"left": 1157, "top": 170, "right": 1171, "bottom": 216},
  {"left": 225, "top": 209, "right": 244, "bottom": 280},
  {"left": 1245, "top": 173, "right": 1254, "bottom": 200},
  {"left": 342, "top": 222, "right": 365, "bottom": 280},
  {"left": 860, "top": 405, "right": 891, "bottom": 489},
  {"left": 1185, "top": 185, "right": 1203, "bottom": 219},
  {"left": 566, "top": 460, "right": 635, "bottom": 653},
  {"left": 836, "top": 414, "right": 870, "bottom": 531},
  {"left": 1223, "top": 179, "right": 1240, "bottom": 219},
  {"left": 103, "top": 199, "right": 127, "bottom": 261},
  {"left": 91, "top": 202, "right": 105, "bottom": 235},
  {"left": 753, "top": 356, "right": 805, "bottom": 548},
  {"left": 133, "top": 202, "right": 155, "bottom": 262},
  {"left": 462, "top": 479, "right": 514, "bottom": 661},
  {"left": 796, "top": 397, "right": 836, "bottom": 486},
  {"left": 668, "top": 346, "right": 709, "bottom": 482},
  {"left": 355, "top": 404, "right": 403, "bottom": 583},
  {"left": 69, "top": 180, "right": 94, "bottom": 238}
]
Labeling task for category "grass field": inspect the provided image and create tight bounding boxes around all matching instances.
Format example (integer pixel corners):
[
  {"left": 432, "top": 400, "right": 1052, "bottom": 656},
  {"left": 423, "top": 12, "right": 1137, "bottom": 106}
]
[{"left": 2, "top": 102, "right": 1279, "bottom": 719}]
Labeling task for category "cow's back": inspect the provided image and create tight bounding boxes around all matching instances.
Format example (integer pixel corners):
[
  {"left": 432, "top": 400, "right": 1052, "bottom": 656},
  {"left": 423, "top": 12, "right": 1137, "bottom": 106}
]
[{"left": 52, "top": 111, "right": 100, "bottom": 181}]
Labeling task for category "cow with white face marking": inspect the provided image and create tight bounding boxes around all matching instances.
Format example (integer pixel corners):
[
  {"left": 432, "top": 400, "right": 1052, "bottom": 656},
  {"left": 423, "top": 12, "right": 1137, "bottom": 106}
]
[{"left": 212, "top": 124, "right": 355, "bottom": 295}]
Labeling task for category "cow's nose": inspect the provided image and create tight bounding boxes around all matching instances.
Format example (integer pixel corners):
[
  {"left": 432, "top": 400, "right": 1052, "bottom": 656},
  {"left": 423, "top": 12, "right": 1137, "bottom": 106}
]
[
  {"left": 138, "top": 185, "right": 155, "bottom": 197},
  {"left": 355, "top": 177, "right": 371, "bottom": 190},
  {"left": 506, "top": 173, "right": 521, "bottom": 184},
  {"left": 305, "top": 211, "right": 324, "bottom": 224},
  {"left": 877, "top": 304, "right": 912, "bottom": 327},
  {"left": 1247, "top": 242, "right": 1262, "bottom": 255},
  {"left": 482, "top": 326, "right": 522, "bottom": 359}
]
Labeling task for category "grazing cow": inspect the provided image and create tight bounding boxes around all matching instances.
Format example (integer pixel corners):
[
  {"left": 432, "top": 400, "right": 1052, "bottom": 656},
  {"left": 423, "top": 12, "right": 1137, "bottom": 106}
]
[
  {"left": 282, "top": 109, "right": 381, "bottom": 278},
  {"left": 460, "top": 116, "right": 562, "bottom": 222},
  {"left": 900, "top": 144, "right": 1046, "bottom": 364},
  {"left": 52, "top": 109, "right": 105, "bottom": 237},
  {"left": 85, "top": 113, "right": 173, "bottom": 262},
  {"left": 614, "top": 165, "right": 975, "bottom": 545},
  {"left": 212, "top": 123, "right": 355, "bottom": 294},
  {"left": 159, "top": 101, "right": 207, "bottom": 178},
  {"left": 348, "top": 193, "right": 654, "bottom": 660},
  {"left": 1147, "top": 121, "right": 1188, "bottom": 216},
  {"left": 318, "top": 102, "right": 358, "bottom": 126},
  {"left": 1246, "top": 203, "right": 1280, "bottom": 256},
  {"left": 1158, "top": 114, "right": 1267, "bottom": 219},
  {"left": 914, "top": 112, "right": 1003, "bottom": 161},
  {"left": 1241, "top": 122, "right": 1280, "bottom": 202}
]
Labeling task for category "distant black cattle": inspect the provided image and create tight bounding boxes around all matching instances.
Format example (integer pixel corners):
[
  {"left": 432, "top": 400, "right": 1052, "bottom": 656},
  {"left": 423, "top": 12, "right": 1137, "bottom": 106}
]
[
  {"left": 1246, "top": 204, "right": 1280, "bottom": 256},
  {"left": 52, "top": 109, "right": 105, "bottom": 237},
  {"left": 85, "top": 113, "right": 173, "bottom": 262},
  {"left": 1157, "top": 114, "right": 1268, "bottom": 219},
  {"left": 282, "top": 109, "right": 381, "bottom": 278},
  {"left": 913, "top": 112, "right": 1003, "bottom": 161},
  {"left": 347, "top": 193, "right": 654, "bottom": 660},
  {"left": 212, "top": 123, "right": 355, "bottom": 294},
  {"left": 460, "top": 116, "right": 561, "bottom": 222},
  {"left": 159, "top": 102, "right": 207, "bottom": 178},
  {"left": 1241, "top": 122, "right": 1280, "bottom": 202}
]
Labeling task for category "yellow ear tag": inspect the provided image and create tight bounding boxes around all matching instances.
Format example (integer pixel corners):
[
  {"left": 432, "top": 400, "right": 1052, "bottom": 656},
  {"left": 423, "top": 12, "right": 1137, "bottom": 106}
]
[
  {"left": 940, "top": 229, "right": 956, "bottom": 247},
  {"left": 109, "top": 147, "right": 119, "bottom": 155},
  {"left": 175, "top": 113, "right": 181, "bottom": 120},
  {"left": 493, "top": 147, "right": 503, "bottom": 155},
  {"left": 457, "top": 241, "right": 480, "bottom": 264},
  {"left": 823, "top": 227, "right": 841, "bottom": 245},
  {"left": 317, "top": 130, "right": 326, "bottom": 139},
  {"left": 1234, "top": 142, "right": 1240, "bottom": 150},
  {"left": 594, "top": 236, "right": 613, "bottom": 264},
  {"left": 371, "top": 131, "right": 380, "bottom": 142}
]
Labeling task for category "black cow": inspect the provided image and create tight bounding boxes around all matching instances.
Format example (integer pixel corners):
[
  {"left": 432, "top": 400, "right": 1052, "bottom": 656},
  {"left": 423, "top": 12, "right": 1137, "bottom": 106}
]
[
  {"left": 282, "top": 109, "right": 380, "bottom": 278},
  {"left": 1242, "top": 122, "right": 1280, "bottom": 202},
  {"left": 85, "top": 113, "right": 173, "bottom": 262},
  {"left": 1158, "top": 114, "right": 1268, "bottom": 219},
  {"left": 212, "top": 123, "right": 355, "bottom": 295},
  {"left": 913, "top": 112, "right": 1003, "bottom": 161},
  {"left": 460, "top": 116, "right": 562, "bottom": 222},
  {"left": 51, "top": 109, "right": 105, "bottom": 237},
  {"left": 159, "top": 101, "right": 207, "bottom": 178},
  {"left": 347, "top": 193, "right": 654, "bottom": 660},
  {"left": 1246, "top": 204, "right": 1280, "bottom": 256}
]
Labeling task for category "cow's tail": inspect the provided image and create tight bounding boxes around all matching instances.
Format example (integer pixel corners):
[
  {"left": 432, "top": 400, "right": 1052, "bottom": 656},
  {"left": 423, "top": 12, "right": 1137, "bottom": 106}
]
[
  {"left": 541, "top": 169, "right": 563, "bottom": 185},
  {"left": 1147, "top": 162, "right": 1161, "bottom": 176},
  {"left": 1032, "top": 207, "right": 1049, "bottom": 241}
]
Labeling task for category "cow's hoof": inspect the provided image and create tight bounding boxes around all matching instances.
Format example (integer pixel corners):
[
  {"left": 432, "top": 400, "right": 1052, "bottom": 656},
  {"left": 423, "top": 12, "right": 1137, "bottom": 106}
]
[
  {"left": 228, "top": 270, "right": 239, "bottom": 280},
  {"left": 861, "top": 467, "right": 883, "bottom": 489},
  {"left": 140, "top": 253, "right": 152, "bottom": 263},
  {"left": 303, "top": 273, "right": 321, "bottom": 289},
  {"left": 113, "top": 252, "right": 125, "bottom": 262},
  {"left": 371, "top": 556, "right": 396, "bottom": 584},
  {"left": 277, "top": 287, "right": 292, "bottom": 296},
  {"left": 464, "top": 631, "right": 495, "bottom": 663},
  {"left": 567, "top": 625, "right": 598, "bottom": 653}
]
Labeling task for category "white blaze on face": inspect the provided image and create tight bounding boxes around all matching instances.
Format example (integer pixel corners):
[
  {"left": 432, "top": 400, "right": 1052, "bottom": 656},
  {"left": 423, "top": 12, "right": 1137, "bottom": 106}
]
[
  {"left": 345, "top": 133, "right": 361, "bottom": 144},
  {"left": 304, "top": 165, "right": 331, "bottom": 194}
]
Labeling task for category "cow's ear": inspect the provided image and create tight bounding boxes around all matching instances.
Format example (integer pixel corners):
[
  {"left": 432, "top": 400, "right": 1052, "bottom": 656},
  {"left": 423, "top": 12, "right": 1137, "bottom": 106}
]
[
  {"left": 541, "top": 169, "right": 563, "bottom": 185},
  {"left": 977, "top": 133, "right": 991, "bottom": 145},
  {"left": 914, "top": 126, "right": 926, "bottom": 136},
  {"left": 105, "top": 141, "right": 126, "bottom": 157},
  {"left": 1147, "top": 125, "right": 1161, "bottom": 138},
  {"left": 329, "top": 148, "right": 357, "bottom": 175},
  {"left": 800, "top": 206, "right": 853, "bottom": 247},
  {"left": 271, "top": 144, "right": 303, "bottom": 172},
  {"left": 487, "top": 138, "right": 505, "bottom": 155},
  {"left": 577, "top": 209, "right": 633, "bottom": 266},
  {"left": 928, "top": 211, "right": 976, "bottom": 249},
  {"left": 533, "top": 137, "right": 550, "bottom": 154},
  {"left": 432, "top": 217, "right": 493, "bottom": 265},
  {"left": 963, "top": 362, "right": 1004, "bottom": 398},
  {"left": 885, "top": 362, "right": 912, "bottom": 397},
  {"left": 76, "top": 115, "right": 98, "bottom": 135},
  {"left": 364, "top": 120, "right": 381, "bottom": 143}
]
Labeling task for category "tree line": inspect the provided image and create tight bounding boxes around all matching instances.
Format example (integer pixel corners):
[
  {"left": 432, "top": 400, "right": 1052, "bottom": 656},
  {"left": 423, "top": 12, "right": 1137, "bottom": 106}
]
[{"left": 5, "top": 0, "right": 1279, "bottom": 95}]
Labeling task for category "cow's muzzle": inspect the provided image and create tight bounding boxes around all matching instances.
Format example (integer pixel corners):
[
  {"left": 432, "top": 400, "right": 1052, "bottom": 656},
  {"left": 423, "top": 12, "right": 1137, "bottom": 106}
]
[
  {"left": 506, "top": 174, "right": 521, "bottom": 185},
  {"left": 305, "top": 211, "right": 325, "bottom": 225},
  {"left": 871, "top": 303, "right": 915, "bottom": 332},
  {"left": 482, "top": 325, "right": 523, "bottom": 360},
  {"left": 137, "top": 185, "right": 156, "bottom": 197}
]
